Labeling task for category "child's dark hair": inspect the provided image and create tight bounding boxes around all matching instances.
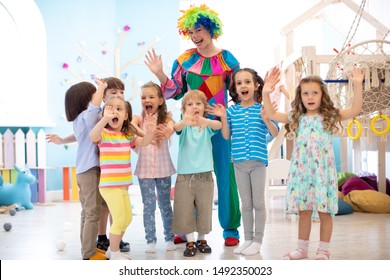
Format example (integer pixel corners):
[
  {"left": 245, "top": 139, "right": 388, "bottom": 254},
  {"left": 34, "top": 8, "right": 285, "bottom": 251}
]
[
  {"left": 141, "top": 81, "right": 171, "bottom": 124},
  {"left": 103, "top": 96, "right": 137, "bottom": 138},
  {"left": 229, "top": 68, "right": 264, "bottom": 104},
  {"left": 102, "top": 77, "right": 125, "bottom": 92},
  {"left": 286, "top": 75, "right": 341, "bottom": 136},
  {"left": 65, "top": 81, "right": 96, "bottom": 121}
]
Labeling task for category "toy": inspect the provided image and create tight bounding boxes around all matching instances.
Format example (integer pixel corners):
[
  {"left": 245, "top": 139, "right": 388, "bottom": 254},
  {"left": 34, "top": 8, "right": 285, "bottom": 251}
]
[
  {"left": 0, "top": 164, "right": 36, "bottom": 210},
  {"left": 9, "top": 208, "right": 16, "bottom": 216},
  {"left": 3, "top": 222, "right": 12, "bottom": 231},
  {"left": 56, "top": 239, "right": 66, "bottom": 251}
]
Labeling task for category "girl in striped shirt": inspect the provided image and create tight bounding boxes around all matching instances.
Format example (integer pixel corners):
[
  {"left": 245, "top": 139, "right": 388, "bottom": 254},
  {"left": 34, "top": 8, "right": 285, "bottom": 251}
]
[
  {"left": 90, "top": 96, "right": 155, "bottom": 260},
  {"left": 210, "top": 68, "right": 279, "bottom": 256}
]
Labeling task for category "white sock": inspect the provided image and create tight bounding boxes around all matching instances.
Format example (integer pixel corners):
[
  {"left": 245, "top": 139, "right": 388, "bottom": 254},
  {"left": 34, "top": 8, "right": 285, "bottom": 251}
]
[
  {"left": 241, "top": 242, "right": 261, "bottom": 256},
  {"left": 197, "top": 233, "right": 205, "bottom": 241},
  {"left": 298, "top": 239, "right": 309, "bottom": 251},
  {"left": 233, "top": 240, "right": 252, "bottom": 254},
  {"left": 318, "top": 241, "right": 330, "bottom": 252},
  {"left": 165, "top": 241, "right": 177, "bottom": 251},
  {"left": 145, "top": 242, "right": 157, "bottom": 253},
  {"left": 185, "top": 232, "right": 195, "bottom": 243}
]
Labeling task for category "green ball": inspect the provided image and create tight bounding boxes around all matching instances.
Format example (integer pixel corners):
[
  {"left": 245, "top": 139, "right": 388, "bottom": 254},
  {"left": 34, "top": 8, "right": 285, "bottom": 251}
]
[{"left": 3, "top": 223, "right": 12, "bottom": 231}]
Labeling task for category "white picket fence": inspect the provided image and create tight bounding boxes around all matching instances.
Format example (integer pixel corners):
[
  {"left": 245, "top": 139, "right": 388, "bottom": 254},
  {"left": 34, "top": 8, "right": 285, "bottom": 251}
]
[{"left": 0, "top": 128, "right": 47, "bottom": 203}]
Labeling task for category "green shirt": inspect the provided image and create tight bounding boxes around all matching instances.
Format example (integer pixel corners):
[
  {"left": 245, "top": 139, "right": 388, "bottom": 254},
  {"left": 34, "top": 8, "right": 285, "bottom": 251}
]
[{"left": 177, "top": 126, "right": 217, "bottom": 174}]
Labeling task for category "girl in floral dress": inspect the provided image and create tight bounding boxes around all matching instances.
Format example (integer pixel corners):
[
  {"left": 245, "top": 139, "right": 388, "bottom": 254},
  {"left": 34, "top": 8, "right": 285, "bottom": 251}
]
[{"left": 262, "top": 66, "right": 364, "bottom": 260}]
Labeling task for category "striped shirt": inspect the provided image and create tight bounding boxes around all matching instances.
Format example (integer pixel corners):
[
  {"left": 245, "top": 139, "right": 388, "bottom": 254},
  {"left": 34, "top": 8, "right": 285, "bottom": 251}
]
[
  {"left": 226, "top": 103, "right": 270, "bottom": 165},
  {"left": 134, "top": 114, "right": 176, "bottom": 179},
  {"left": 98, "top": 128, "right": 136, "bottom": 188}
]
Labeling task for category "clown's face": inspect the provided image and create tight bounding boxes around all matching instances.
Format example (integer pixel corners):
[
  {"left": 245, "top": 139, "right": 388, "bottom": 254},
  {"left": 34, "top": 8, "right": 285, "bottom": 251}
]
[{"left": 188, "top": 25, "right": 213, "bottom": 51}]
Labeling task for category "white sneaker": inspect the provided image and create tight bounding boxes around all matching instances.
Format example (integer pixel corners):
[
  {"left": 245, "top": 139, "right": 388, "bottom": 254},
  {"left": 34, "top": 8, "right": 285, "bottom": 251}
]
[
  {"left": 110, "top": 250, "right": 131, "bottom": 260},
  {"left": 241, "top": 242, "right": 261, "bottom": 256},
  {"left": 145, "top": 242, "right": 157, "bottom": 253},
  {"left": 233, "top": 241, "right": 252, "bottom": 254},
  {"left": 165, "top": 241, "right": 177, "bottom": 251}
]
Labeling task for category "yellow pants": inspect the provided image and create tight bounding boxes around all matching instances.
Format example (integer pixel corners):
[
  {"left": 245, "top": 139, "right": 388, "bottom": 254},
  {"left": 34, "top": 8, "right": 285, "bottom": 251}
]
[{"left": 99, "top": 187, "right": 132, "bottom": 235}]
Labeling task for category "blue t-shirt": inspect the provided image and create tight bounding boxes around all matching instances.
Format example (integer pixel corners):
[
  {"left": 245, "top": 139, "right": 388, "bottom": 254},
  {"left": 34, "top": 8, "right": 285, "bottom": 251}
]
[
  {"left": 227, "top": 103, "right": 276, "bottom": 165},
  {"left": 177, "top": 126, "right": 217, "bottom": 174},
  {"left": 73, "top": 103, "right": 101, "bottom": 174}
]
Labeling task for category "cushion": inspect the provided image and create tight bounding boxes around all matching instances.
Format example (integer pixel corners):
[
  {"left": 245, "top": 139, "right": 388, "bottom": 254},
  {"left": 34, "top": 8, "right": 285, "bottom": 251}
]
[
  {"left": 360, "top": 176, "right": 378, "bottom": 191},
  {"left": 341, "top": 176, "right": 376, "bottom": 195},
  {"left": 343, "top": 190, "right": 390, "bottom": 213},
  {"left": 337, "top": 172, "right": 356, "bottom": 188},
  {"left": 336, "top": 198, "right": 353, "bottom": 215},
  {"left": 338, "top": 191, "right": 345, "bottom": 199}
]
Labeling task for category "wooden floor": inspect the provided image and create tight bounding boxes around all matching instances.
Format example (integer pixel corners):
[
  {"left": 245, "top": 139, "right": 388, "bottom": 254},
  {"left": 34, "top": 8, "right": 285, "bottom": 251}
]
[{"left": 0, "top": 186, "right": 389, "bottom": 261}]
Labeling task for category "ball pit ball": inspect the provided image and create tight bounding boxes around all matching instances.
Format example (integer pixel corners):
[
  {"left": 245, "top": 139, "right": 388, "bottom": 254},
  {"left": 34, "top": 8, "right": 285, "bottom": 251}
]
[
  {"left": 3, "top": 223, "right": 12, "bottom": 231},
  {"left": 9, "top": 209, "right": 16, "bottom": 216},
  {"left": 56, "top": 239, "right": 66, "bottom": 251}
]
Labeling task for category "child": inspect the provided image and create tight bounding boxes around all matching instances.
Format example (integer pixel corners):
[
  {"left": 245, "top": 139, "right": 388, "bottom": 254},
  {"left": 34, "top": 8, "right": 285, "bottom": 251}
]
[
  {"left": 209, "top": 68, "right": 279, "bottom": 256},
  {"left": 172, "top": 89, "right": 222, "bottom": 257},
  {"left": 63, "top": 78, "right": 108, "bottom": 260},
  {"left": 47, "top": 77, "right": 130, "bottom": 253},
  {"left": 90, "top": 96, "right": 156, "bottom": 260},
  {"left": 262, "top": 66, "right": 364, "bottom": 260},
  {"left": 132, "top": 81, "right": 176, "bottom": 253}
]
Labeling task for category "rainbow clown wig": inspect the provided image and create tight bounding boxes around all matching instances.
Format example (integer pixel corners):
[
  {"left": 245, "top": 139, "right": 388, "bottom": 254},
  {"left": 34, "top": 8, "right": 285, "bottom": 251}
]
[{"left": 177, "top": 4, "right": 223, "bottom": 39}]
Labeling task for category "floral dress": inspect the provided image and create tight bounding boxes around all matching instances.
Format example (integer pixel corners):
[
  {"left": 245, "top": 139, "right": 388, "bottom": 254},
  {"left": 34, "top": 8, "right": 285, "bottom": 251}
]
[{"left": 286, "top": 114, "right": 338, "bottom": 217}]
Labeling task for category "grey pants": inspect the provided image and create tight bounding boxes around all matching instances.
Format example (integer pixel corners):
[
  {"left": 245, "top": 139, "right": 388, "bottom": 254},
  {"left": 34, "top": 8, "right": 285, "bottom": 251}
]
[
  {"left": 77, "top": 166, "right": 102, "bottom": 259},
  {"left": 234, "top": 160, "right": 266, "bottom": 244}
]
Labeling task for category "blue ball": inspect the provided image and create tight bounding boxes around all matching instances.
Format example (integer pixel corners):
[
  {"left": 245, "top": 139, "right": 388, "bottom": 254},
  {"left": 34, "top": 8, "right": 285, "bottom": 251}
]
[
  {"left": 3, "top": 223, "right": 12, "bottom": 231},
  {"left": 9, "top": 208, "right": 16, "bottom": 216}
]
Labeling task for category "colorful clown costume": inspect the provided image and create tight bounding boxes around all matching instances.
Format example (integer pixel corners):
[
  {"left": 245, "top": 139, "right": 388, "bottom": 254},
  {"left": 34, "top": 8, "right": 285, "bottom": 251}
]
[{"left": 162, "top": 48, "right": 241, "bottom": 241}]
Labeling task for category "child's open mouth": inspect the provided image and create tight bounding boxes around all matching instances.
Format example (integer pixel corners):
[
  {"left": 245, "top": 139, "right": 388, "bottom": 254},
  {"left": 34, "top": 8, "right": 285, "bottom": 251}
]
[
  {"left": 112, "top": 117, "right": 119, "bottom": 124},
  {"left": 145, "top": 105, "right": 153, "bottom": 114}
]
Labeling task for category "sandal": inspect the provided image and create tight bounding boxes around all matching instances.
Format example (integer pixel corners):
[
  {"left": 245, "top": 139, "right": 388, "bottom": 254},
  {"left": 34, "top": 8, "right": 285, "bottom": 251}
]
[
  {"left": 315, "top": 249, "right": 330, "bottom": 260},
  {"left": 283, "top": 248, "right": 308, "bottom": 260},
  {"left": 183, "top": 242, "right": 197, "bottom": 257},
  {"left": 197, "top": 240, "right": 212, "bottom": 253}
]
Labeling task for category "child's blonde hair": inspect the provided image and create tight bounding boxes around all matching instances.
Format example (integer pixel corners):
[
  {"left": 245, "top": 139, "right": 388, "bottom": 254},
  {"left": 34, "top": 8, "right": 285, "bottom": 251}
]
[
  {"left": 286, "top": 75, "right": 341, "bottom": 136},
  {"left": 181, "top": 90, "right": 208, "bottom": 116}
]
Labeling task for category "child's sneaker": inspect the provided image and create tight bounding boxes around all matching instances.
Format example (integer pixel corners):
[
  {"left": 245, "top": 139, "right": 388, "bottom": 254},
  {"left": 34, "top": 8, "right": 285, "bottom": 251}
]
[
  {"left": 96, "top": 239, "right": 110, "bottom": 251},
  {"left": 315, "top": 249, "right": 330, "bottom": 260},
  {"left": 283, "top": 248, "right": 308, "bottom": 260},
  {"left": 145, "top": 242, "right": 157, "bottom": 253},
  {"left": 120, "top": 240, "right": 130, "bottom": 252},
  {"left": 165, "top": 241, "right": 177, "bottom": 251}
]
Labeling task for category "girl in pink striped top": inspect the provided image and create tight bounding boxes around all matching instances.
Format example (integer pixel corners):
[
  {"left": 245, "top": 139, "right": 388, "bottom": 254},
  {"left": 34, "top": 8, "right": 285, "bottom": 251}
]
[
  {"left": 132, "top": 81, "right": 177, "bottom": 253},
  {"left": 90, "top": 96, "right": 155, "bottom": 260}
]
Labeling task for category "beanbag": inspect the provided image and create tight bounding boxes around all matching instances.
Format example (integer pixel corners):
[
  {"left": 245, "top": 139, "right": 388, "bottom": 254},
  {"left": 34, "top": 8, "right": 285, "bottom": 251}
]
[
  {"left": 343, "top": 190, "right": 390, "bottom": 213},
  {"left": 341, "top": 176, "right": 376, "bottom": 195},
  {"left": 337, "top": 172, "right": 356, "bottom": 188},
  {"left": 336, "top": 198, "right": 353, "bottom": 215}
]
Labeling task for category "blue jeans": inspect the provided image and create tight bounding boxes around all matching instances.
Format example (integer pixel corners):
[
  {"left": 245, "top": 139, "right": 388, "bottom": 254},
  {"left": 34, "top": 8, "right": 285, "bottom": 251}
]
[{"left": 139, "top": 177, "right": 174, "bottom": 244}]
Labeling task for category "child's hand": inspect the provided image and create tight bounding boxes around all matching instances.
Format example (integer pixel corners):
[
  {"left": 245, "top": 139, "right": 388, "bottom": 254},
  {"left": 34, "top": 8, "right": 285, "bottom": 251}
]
[
  {"left": 155, "top": 123, "right": 174, "bottom": 140},
  {"left": 94, "top": 77, "right": 108, "bottom": 91},
  {"left": 349, "top": 67, "right": 365, "bottom": 83},
  {"left": 181, "top": 112, "right": 195, "bottom": 126},
  {"left": 45, "top": 134, "right": 63, "bottom": 144},
  {"left": 207, "top": 104, "right": 226, "bottom": 118},
  {"left": 144, "top": 114, "right": 156, "bottom": 132},
  {"left": 263, "top": 66, "right": 280, "bottom": 95},
  {"left": 193, "top": 115, "right": 209, "bottom": 132},
  {"left": 103, "top": 105, "right": 115, "bottom": 120}
]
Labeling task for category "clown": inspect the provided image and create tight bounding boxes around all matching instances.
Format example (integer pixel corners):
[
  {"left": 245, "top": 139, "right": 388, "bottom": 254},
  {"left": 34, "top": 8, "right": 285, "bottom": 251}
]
[{"left": 145, "top": 4, "right": 241, "bottom": 246}]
